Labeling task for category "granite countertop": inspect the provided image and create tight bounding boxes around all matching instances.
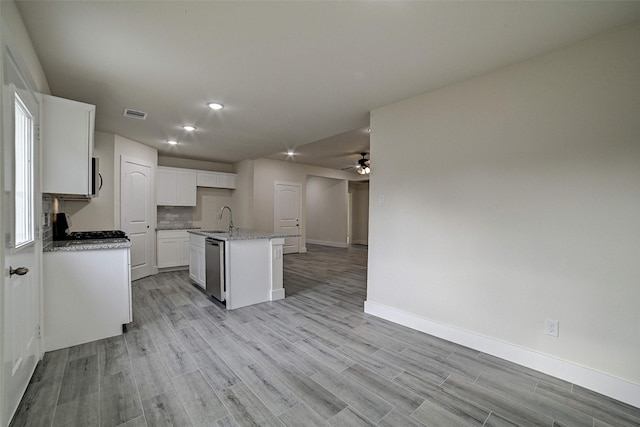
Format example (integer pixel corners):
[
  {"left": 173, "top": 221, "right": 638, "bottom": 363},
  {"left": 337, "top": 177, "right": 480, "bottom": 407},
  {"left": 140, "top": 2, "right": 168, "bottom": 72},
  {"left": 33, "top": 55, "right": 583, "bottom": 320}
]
[
  {"left": 156, "top": 226, "right": 202, "bottom": 231},
  {"left": 188, "top": 229, "right": 298, "bottom": 241},
  {"left": 44, "top": 238, "right": 132, "bottom": 252}
]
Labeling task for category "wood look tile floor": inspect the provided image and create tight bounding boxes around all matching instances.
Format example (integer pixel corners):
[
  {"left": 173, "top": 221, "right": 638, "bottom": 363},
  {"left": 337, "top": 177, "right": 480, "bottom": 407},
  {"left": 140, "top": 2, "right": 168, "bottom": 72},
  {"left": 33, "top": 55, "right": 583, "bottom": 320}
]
[{"left": 11, "top": 244, "right": 640, "bottom": 426}]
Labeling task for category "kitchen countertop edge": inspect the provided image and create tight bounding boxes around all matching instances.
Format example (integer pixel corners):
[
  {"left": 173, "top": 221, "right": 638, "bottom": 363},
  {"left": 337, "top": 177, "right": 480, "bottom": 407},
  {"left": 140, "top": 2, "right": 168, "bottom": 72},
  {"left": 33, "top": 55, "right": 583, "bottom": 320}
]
[
  {"left": 156, "top": 226, "right": 202, "bottom": 231},
  {"left": 44, "top": 239, "right": 132, "bottom": 252},
  {"left": 188, "top": 229, "right": 297, "bottom": 241}
]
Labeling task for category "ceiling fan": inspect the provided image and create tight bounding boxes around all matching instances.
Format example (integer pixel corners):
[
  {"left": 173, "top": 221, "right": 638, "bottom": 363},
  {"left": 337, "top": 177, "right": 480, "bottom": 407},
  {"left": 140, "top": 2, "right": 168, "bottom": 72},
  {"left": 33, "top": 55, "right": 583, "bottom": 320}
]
[
  {"left": 341, "top": 152, "right": 371, "bottom": 174},
  {"left": 356, "top": 152, "right": 371, "bottom": 175}
]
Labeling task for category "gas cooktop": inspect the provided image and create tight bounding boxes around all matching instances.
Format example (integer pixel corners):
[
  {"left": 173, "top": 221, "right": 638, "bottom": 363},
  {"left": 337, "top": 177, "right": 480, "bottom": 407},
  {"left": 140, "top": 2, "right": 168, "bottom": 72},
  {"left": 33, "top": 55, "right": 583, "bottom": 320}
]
[{"left": 63, "top": 230, "right": 128, "bottom": 240}]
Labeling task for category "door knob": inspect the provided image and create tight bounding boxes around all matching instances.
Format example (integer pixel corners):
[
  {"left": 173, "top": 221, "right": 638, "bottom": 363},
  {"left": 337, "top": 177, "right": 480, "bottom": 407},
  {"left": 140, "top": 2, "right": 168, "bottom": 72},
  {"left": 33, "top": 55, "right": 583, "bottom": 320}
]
[{"left": 10, "top": 266, "right": 29, "bottom": 277}]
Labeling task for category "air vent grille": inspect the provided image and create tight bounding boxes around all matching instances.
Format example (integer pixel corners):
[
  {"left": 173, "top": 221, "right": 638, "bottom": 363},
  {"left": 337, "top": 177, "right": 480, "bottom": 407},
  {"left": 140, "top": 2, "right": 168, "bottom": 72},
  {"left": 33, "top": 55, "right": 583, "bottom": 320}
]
[{"left": 123, "top": 108, "right": 148, "bottom": 120}]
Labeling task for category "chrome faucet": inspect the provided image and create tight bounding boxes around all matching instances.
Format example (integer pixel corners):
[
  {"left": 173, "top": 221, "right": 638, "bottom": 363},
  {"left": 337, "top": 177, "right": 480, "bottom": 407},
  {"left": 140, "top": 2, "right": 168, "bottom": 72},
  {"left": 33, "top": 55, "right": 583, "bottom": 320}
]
[{"left": 219, "top": 206, "right": 234, "bottom": 234}]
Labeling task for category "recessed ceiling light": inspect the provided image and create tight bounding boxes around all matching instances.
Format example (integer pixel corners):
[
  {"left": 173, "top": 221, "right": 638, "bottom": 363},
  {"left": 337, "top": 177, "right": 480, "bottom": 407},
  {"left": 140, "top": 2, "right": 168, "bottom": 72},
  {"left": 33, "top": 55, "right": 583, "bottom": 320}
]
[
  {"left": 167, "top": 140, "right": 178, "bottom": 145},
  {"left": 287, "top": 150, "right": 295, "bottom": 156},
  {"left": 182, "top": 125, "right": 196, "bottom": 131},
  {"left": 207, "top": 102, "right": 224, "bottom": 110}
]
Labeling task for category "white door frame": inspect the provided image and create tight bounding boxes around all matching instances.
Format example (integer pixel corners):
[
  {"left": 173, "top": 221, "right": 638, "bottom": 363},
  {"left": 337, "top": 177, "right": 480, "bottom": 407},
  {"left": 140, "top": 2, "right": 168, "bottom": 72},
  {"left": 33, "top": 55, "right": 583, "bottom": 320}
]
[{"left": 274, "top": 181, "right": 302, "bottom": 254}]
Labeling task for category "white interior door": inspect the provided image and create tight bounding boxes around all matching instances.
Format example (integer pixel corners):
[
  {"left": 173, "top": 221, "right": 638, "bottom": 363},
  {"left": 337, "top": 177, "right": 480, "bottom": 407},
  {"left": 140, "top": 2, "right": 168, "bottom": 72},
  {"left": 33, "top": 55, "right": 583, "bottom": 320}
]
[
  {"left": 2, "top": 47, "right": 42, "bottom": 426},
  {"left": 121, "top": 156, "right": 153, "bottom": 281},
  {"left": 275, "top": 182, "right": 301, "bottom": 254}
]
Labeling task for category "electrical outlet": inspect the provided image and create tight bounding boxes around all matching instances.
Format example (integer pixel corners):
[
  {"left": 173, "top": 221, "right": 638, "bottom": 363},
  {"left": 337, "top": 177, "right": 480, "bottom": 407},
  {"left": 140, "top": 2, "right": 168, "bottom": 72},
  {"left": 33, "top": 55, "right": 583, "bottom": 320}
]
[{"left": 544, "top": 319, "right": 559, "bottom": 337}]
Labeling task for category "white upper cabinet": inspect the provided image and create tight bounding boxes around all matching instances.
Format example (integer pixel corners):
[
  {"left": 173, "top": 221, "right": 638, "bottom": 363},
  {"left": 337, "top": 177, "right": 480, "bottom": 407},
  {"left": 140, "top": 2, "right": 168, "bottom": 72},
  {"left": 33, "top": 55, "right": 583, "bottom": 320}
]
[
  {"left": 157, "top": 167, "right": 197, "bottom": 206},
  {"left": 41, "top": 95, "right": 95, "bottom": 196},
  {"left": 157, "top": 167, "right": 237, "bottom": 206},
  {"left": 196, "top": 171, "right": 236, "bottom": 189}
]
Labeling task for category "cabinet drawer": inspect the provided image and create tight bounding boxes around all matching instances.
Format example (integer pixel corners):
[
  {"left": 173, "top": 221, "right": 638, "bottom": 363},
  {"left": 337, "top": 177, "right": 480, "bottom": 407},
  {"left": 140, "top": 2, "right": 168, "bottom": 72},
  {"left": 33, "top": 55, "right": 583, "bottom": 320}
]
[
  {"left": 189, "top": 233, "right": 206, "bottom": 248},
  {"left": 157, "top": 230, "right": 189, "bottom": 239}
]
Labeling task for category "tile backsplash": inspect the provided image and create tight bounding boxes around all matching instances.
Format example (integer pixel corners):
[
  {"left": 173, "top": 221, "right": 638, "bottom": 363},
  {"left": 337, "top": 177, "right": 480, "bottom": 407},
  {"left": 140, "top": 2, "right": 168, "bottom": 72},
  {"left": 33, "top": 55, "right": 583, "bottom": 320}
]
[{"left": 157, "top": 206, "right": 194, "bottom": 229}]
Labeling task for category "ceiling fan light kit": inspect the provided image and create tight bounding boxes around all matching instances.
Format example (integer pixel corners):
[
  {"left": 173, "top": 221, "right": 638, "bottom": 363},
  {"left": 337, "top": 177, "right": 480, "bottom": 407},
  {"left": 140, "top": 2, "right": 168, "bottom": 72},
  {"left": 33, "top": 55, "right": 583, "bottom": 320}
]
[{"left": 356, "top": 152, "right": 371, "bottom": 175}]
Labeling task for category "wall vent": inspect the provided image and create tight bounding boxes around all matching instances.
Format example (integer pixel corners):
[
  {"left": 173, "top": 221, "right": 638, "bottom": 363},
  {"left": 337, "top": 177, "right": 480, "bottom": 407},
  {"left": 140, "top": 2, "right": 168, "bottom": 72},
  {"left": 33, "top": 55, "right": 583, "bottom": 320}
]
[{"left": 123, "top": 108, "right": 148, "bottom": 120}]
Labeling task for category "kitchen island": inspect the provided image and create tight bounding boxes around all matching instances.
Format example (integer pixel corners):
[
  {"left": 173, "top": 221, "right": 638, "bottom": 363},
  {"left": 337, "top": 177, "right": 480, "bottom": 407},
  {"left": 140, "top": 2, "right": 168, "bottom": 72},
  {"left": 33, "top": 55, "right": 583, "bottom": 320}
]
[{"left": 188, "top": 229, "right": 292, "bottom": 309}]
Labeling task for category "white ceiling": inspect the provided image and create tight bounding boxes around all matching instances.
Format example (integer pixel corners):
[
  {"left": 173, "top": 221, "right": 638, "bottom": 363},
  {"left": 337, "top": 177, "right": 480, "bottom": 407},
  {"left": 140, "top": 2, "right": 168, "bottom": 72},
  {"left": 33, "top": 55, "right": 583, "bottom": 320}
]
[{"left": 15, "top": 1, "right": 640, "bottom": 171}]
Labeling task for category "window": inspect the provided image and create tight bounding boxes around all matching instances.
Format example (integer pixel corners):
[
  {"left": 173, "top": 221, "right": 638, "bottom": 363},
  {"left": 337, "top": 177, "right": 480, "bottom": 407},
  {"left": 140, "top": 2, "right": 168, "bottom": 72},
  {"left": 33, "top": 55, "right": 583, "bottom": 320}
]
[{"left": 14, "top": 92, "right": 34, "bottom": 247}]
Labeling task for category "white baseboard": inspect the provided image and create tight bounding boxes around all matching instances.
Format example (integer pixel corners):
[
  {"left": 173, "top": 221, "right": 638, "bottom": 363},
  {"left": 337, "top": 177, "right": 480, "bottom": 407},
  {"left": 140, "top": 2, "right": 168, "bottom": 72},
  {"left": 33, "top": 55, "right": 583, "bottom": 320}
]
[
  {"left": 364, "top": 300, "right": 640, "bottom": 409},
  {"left": 156, "top": 265, "right": 188, "bottom": 273},
  {"left": 306, "top": 239, "right": 348, "bottom": 248},
  {"left": 271, "top": 288, "right": 285, "bottom": 301}
]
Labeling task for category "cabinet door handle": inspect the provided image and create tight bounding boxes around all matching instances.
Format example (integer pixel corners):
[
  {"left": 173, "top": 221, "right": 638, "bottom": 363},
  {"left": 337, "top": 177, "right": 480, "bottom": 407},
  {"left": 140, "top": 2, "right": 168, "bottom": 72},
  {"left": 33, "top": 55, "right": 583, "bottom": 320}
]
[{"left": 10, "top": 266, "right": 29, "bottom": 277}]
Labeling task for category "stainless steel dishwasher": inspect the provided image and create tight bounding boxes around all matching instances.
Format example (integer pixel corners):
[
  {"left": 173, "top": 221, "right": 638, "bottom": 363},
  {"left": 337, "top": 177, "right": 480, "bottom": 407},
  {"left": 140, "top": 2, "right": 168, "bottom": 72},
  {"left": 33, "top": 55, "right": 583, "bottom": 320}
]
[{"left": 205, "top": 238, "right": 225, "bottom": 302}]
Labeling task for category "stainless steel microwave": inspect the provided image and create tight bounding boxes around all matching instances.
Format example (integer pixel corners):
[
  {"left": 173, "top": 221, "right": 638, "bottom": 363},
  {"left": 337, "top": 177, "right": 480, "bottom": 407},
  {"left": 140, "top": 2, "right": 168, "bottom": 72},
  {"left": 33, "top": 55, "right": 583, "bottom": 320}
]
[{"left": 90, "top": 157, "right": 100, "bottom": 198}]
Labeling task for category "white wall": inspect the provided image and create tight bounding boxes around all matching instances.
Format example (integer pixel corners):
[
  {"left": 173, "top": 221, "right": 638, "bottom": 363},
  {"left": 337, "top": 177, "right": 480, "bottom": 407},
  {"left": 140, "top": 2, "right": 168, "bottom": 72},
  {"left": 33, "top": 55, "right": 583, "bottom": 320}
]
[
  {"left": 248, "top": 158, "right": 357, "bottom": 250},
  {"left": 367, "top": 23, "right": 640, "bottom": 405},
  {"left": 65, "top": 132, "right": 116, "bottom": 230},
  {"left": 232, "top": 159, "right": 255, "bottom": 229},
  {"left": 192, "top": 187, "right": 234, "bottom": 231},
  {"left": 0, "top": 9, "right": 4, "bottom": 423},
  {"left": 66, "top": 132, "right": 158, "bottom": 232},
  {"left": 158, "top": 155, "right": 233, "bottom": 173},
  {"left": 306, "top": 176, "right": 348, "bottom": 247},
  {"left": 1, "top": 1, "right": 49, "bottom": 95}
]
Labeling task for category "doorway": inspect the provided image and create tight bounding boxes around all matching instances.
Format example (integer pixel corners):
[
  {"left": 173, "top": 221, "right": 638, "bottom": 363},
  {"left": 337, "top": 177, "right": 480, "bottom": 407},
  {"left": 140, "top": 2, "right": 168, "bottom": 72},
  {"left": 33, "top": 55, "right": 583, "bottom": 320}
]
[
  {"left": 305, "top": 176, "right": 348, "bottom": 248},
  {"left": 348, "top": 180, "right": 369, "bottom": 246}
]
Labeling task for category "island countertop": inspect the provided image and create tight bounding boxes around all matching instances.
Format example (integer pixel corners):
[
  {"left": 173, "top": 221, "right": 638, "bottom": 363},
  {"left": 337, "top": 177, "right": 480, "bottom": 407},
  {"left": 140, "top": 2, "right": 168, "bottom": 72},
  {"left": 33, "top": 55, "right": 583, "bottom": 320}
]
[{"left": 188, "top": 229, "right": 297, "bottom": 241}]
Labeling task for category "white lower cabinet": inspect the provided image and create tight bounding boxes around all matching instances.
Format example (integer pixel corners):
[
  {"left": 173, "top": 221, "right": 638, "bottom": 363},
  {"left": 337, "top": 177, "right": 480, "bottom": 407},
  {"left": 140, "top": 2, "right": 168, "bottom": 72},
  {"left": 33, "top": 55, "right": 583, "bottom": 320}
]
[
  {"left": 43, "top": 247, "right": 132, "bottom": 352},
  {"left": 189, "top": 233, "right": 206, "bottom": 289},
  {"left": 157, "top": 230, "right": 190, "bottom": 268}
]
